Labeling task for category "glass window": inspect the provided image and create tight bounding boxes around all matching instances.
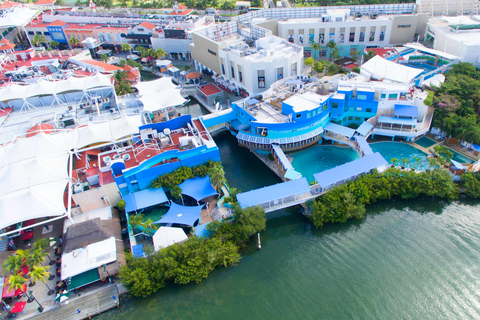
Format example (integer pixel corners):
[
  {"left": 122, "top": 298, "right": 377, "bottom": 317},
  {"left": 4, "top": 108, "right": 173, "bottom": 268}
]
[
  {"left": 332, "top": 102, "right": 338, "bottom": 108},
  {"left": 277, "top": 67, "right": 283, "bottom": 80},
  {"left": 355, "top": 117, "right": 361, "bottom": 121},
  {"left": 296, "top": 113, "right": 302, "bottom": 119},
  {"left": 239, "top": 71, "right": 243, "bottom": 83},
  {"left": 356, "top": 107, "right": 362, "bottom": 111},
  {"left": 366, "top": 108, "right": 372, "bottom": 113},
  {"left": 43, "top": 32, "right": 50, "bottom": 36},
  {"left": 323, "top": 105, "right": 328, "bottom": 110},
  {"left": 357, "top": 94, "right": 367, "bottom": 100},
  {"left": 348, "top": 116, "right": 353, "bottom": 120},
  {"left": 221, "top": 64, "right": 225, "bottom": 74},
  {"left": 258, "top": 70, "right": 265, "bottom": 89},
  {"left": 307, "top": 112, "right": 311, "bottom": 118},
  {"left": 388, "top": 93, "right": 397, "bottom": 100},
  {"left": 381, "top": 93, "right": 386, "bottom": 99}
]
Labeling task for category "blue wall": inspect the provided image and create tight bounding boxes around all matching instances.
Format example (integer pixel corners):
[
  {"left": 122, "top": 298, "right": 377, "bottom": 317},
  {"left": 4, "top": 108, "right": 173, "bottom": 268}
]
[
  {"left": 46, "top": 26, "right": 68, "bottom": 43},
  {"left": 139, "top": 115, "right": 191, "bottom": 133},
  {"left": 281, "top": 98, "right": 330, "bottom": 121}
]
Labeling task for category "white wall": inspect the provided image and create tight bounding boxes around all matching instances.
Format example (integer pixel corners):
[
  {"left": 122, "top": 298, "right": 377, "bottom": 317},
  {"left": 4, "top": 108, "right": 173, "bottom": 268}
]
[{"left": 151, "top": 37, "right": 192, "bottom": 55}]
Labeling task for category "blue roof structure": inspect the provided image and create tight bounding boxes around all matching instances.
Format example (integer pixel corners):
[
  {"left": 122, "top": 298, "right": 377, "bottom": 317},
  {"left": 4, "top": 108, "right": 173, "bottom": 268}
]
[
  {"left": 237, "top": 177, "right": 311, "bottom": 209},
  {"left": 179, "top": 175, "right": 218, "bottom": 201},
  {"left": 194, "top": 222, "right": 211, "bottom": 238},
  {"left": 284, "top": 169, "right": 302, "bottom": 180},
  {"left": 356, "top": 122, "right": 373, "bottom": 136},
  {"left": 247, "top": 98, "right": 260, "bottom": 105},
  {"left": 132, "top": 244, "right": 144, "bottom": 258},
  {"left": 123, "top": 188, "right": 168, "bottom": 213},
  {"left": 378, "top": 116, "right": 416, "bottom": 126},
  {"left": 154, "top": 202, "right": 203, "bottom": 226},
  {"left": 314, "top": 152, "right": 388, "bottom": 189},
  {"left": 394, "top": 105, "right": 418, "bottom": 118},
  {"left": 472, "top": 144, "right": 480, "bottom": 152},
  {"left": 354, "top": 136, "right": 373, "bottom": 156},
  {"left": 324, "top": 122, "right": 356, "bottom": 138},
  {"left": 272, "top": 144, "right": 294, "bottom": 170}
]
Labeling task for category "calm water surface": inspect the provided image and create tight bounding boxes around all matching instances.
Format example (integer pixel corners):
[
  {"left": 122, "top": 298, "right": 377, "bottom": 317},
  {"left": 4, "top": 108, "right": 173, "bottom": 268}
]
[{"left": 99, "top": 132, "right": 480, "bottom": 320}]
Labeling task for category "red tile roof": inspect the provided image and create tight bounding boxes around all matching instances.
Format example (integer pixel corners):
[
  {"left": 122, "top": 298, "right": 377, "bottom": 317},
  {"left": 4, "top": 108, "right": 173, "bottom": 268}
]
[
  {"left": 344, "top": 63, "right": 360, "bottom": 70},
  {"left": 35, "top": 0, "right": 56, "bottom": 5},
  {"left": 83, "top": 59, "right": 122, "bottom": 72},
  {"left": 169, "top": 9, "right": 192, "bottom": 16},
  {"left": 0, "top": 1, "right": 21, "bottom": 9},
  {"left": 177, "top": 4, "right": 187, "bottom": 10},
  {"left": 26, "top": 123, "right": 54, "bottom": 137},
  {"left": 0, "top": 43, "right": 15, "bottom": 51},
  {"left": 138, "top": 21, "right": 157, "bottom": 30},
  {"left": 199, "top": 83, "right": 222, "bottom": 96},
  {"left": 48, "top": 20, "right": 67, "bottom": 27}
]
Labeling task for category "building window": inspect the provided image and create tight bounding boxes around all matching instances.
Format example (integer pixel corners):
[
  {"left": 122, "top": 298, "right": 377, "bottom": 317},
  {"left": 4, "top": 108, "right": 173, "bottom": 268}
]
[
  {"left": 43, "top": 32, "right": 49, "bottom": 36},
  {"left": 258, "top": 70, "right": 265, "bottom": 89},
  {"left": 137, "top": 28, "right": 144, "bottom": 31},
  {"left": 307, "top": 112, "right": 311, "bottom": 118},
  {"left": 381, "top": 93, "right": 386, "bottom": 99},
  {"left": 208, "top": 49, "right": 217, "bottom": 56},
  {"left": 231, "top": 65, "right": 235, "bottom": 79},
  {"left": 36, "top": 31, "right": 41, "bottom": 35},
  {"left": 221, "top": 64, "right": 225, "bottom": 74},
  {"left": 388, "top": 93, "right": 397, "bottom": 100},
  {"left": 348, "top": 116, "right": 353, "bottom": 120},
  {"left": 366, "top": 108, "right": 372, "bottom": 113},
  {"left": 296, "top": 114, "right": 302, "bottom": 119},
  {"left": 356, "top": 107, "right": 362, "bottom": 111},
  {"left": 28, "top": 31, "right": 34, "bottom": 35},
  {"left": 277, "top": 67, "right": 283, "bottom": 80},
  {"left": 239, "top": 71, "right": 243, "bottom": 83},
  {"left": 332, "top": 102, "right": 338, "bottom": 108},
  {"left": 357, "top": 94, "right": 367, "bottom": 100},
  {"left": 292, "top": 62, "right": 297, "bottom": 76},
  {"left": 323, "top": 105, "right": 328, "bottom": 111},
  {"left": 355, "top": 117, "right": 361, "bottom": 121}
]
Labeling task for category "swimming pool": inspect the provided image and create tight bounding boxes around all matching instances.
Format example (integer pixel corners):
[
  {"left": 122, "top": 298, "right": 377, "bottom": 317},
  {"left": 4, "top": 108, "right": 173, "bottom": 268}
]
[
  {"left": 415, "top": 136, "right": 437, "bottom": 148},
  {"left": 290, "top": 145, "right": 359, "bottom": 183},
  {"left": 447, "top": 148, "right": 474, "bottom": 164},
  {"left": 370, "top": 142, "right": 429, "bottom": 170},
  {"left": 405, "top": 62, "right": 439, "bottom": 72}
]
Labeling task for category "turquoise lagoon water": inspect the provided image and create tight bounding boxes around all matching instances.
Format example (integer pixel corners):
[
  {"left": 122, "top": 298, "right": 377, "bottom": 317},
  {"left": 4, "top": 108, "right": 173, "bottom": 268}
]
[
  {"left": 290, "top": 144, "right": 359, "bottom": 183},
  {"left": 371, "top": 141, "right": 429, "bottom": 170},
  {"left": 415, "top": 136, "right": 437, "bottom": 148}
]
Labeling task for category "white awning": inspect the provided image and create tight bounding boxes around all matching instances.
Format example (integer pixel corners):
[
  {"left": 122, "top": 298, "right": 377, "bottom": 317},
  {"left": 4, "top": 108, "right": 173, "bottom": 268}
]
[
  {"left": 55, "top": 76, "right": 88, "bottom": 93},
  {"left": 0, "top": 6, "right": 39, "bottom": 28},
  {"left": 152, "top": 227, "right": 188, "bottom": 251},
  {"left": 25, "top": 79, "right": 57, "bottom": 97},
  {"left": 361, "top": 56, "right": 423, "bottom": 84},
  {"left": 0, "top": 84, "right": 28, "bottom": 102},
  {"left": 76, "top": 122, "right": 112, "bottom": 149}
]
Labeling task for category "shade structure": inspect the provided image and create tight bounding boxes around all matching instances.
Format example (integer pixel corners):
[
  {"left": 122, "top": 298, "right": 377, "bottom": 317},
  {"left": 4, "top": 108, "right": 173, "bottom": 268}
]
[
  {"left": 354, "top": 136, "right": 373, "bottom": 156},
  {"left": 420, "top": 73, "right": 445, "bottom": 88},
  {"left": 313, "top": 152, "right": 388, "bottom": 190},
  {"left": 123, "top": 188, "right": 168, "bottom": 213},
  {"left": 236, "top": 177, "right": 311, "bottom": 209},
  {"left": 451, "top": 159, "right": 466, "bottom": 169},
  {"left": 356, "top": 121, "right": 373, "bottom": 136},
  {"left": 25, "top": 79, "right": 56, "bottom": 97},
  {"left": 10, "top": 301, "right": 26, "bottom": 313},
  {"left": 152, "top": 226, "right": 188, "bottom": 251},
  {"left": 324, "top": 122, "right": 356, "bottom": 138},
  {"left": 131, "top": 244, "right": 144, "bottom": 258},
  {"left": 154, "top": 202, "right": 203, "bottom": 226},
  {"left": 378, "top": 116, "right": 417, "bottom": 126},
  {"left": 109, "top": 115, "right": 142, "bottom": 141},
  {"left": 76, "top": 122, "right": 112, "bottom": 149},
  {"left": 178, "top": 175, "right": 218, "bottom": 202},
  {"left": 55, "top": 76, "right": 88, "bottom": 94},
  {"left": 54, "top": 290, "right": 70, "bottom": 303},
  {"left": 0, "top": 6, "right": 39, "bottom": 28},
  {"left": 133, "top": 77, "right": 188, "bottom": 112},
  {"left": 0, "top": 133, "right": 70, "bottom": 230},
  {"left": 360, "top": 56, "right": 423, "bottom": 84},
  {"left": 185, "top": 72, "right": 201, "bottom": 79},
  {"left": 2, "top": 282, "right": 26, "bottom": 298},
  {"left": 68, "top": 269, "right": 100, "bottom": 290},
  {"left": 26, "top": 123, "right": 55, "bottom": 137},
  {"left": 394, "top": 104, "right": 418, "bottom": 118},
  {"left": 0, "top": 83, "right": 28, "bottom": 102}
]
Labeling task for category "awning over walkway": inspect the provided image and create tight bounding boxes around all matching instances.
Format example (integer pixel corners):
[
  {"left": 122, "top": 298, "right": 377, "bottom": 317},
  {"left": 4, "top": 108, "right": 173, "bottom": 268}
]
[
  {"left": 404, "top": 43, "right": 460, "bottom": 61},
  {"left": 152, "top": 227, "right": 188, "bottom": 251},
  {"left": 178, "top": 176, "right": 217, "bottom": 201},
  {"left": 394, "top": 105, "right": 418, "bottom": 118},
  {"left": 356, "top": 122, "right": 373, "bottom": 136},
  {"left": 313, "top": 152, "right": 388, "bottom": 190},
  {"left": 378, "top": 116, "right": 417, "bottom": 126},
  {"left": 237, "top": 177, "right": 311, "bottom": 209},
  {"left": 154, "top": 202, "right": 202, "bottom": 226},
  {"left": 354, "top": 136, "right": 373, "bottom": 156},
  {"left": 272, "top": 144, "right": 293, "bottom": 170},
  {"left": 324, "top": 122, "right": 356, "bottom": 138},
  {"left": 236, "top": 126, "right": 323, "bottom": 145},
  {"left": 123, "top": 188, "right": 168, "bottom": 213}
]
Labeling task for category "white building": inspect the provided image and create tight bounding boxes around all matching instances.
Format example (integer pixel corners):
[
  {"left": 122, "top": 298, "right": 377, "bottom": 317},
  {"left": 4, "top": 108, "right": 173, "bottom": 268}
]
[
  {"left": 426, "top": 16, "right": 480, "bottom": 66},
  {"left": 416, "top": 0, "right": 479, "bottom": 16}
]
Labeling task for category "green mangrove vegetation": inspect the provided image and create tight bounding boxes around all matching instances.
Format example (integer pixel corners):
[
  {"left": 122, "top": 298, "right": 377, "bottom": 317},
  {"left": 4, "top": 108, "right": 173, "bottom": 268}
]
[{"left": 309, "top": 168, "right": 459, "bottom": 228}]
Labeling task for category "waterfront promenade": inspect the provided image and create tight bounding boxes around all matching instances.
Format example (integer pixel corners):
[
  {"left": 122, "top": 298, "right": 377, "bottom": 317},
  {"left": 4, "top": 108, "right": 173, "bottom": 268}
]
[{"left": 21, "top": 285, "right": 120, "bottom": 320}]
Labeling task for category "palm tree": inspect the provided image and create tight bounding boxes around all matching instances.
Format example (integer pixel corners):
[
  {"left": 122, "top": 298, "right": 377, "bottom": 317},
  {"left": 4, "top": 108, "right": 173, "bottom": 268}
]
[
  {"left": 326, "top": 41, "right": 337, "bottom": 61},
  {"left": 33, "top": 238, "right": 55, "bottom": 266},
  {"left": 32, "top": 33, "right": 46, "bottom": 47},
  {"left": 6, "top": 274, "right": 26, "bottom": 297},
  {"left": 428, "top": 157, "right": 439, "bottom": 169},
  {"left": 100, "top": 54, "right": 110, "bottom": 63},
  {"left": 69, "top": 37, "right": 81, "bottom": 48},
  {"left": 311, "top": 42, "right": 321, "bottom": 59},
  {"left": 413, "top": 156, "right": 421, "bottom": 170},
  {"left": 390, "top": 157, "right": 399, "bottom": 167},
  {"left": 49, "top": 40, "right": 60, "bottom": 49},
  {"left": 30, "top": 265, "right": 55, "bottom": 296},
  {"left": 121, "top": 43, "right": 132, "bottom": 54},
  {"left": 3, "top": 254, "right": 23, "bottom": 275},
  {"left": 207, "top": 163, "right": 226, "bottom": 193},
  {"left": 400, "top": 157, "right": 410, "bottom": 169}
]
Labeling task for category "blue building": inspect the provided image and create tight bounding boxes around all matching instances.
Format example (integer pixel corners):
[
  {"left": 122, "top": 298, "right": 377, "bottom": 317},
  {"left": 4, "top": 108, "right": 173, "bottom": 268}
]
[{"left": 46, "top": 20, "right": 69, "bottom": 48}]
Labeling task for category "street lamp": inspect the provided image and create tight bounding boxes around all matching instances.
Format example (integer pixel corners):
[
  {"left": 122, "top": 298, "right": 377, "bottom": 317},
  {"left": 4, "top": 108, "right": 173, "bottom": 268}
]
[
  {"left": 102, "top": 264, "right": 113, "bottom": 283},
  {"left": 28, "top": 290, "right": 44, "bottom": 313}
]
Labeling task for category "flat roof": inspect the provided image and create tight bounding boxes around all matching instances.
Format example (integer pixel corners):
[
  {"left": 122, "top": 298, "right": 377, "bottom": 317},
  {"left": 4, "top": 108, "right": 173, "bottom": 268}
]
[
  {"left": 404, "top": 43, "right": 460, "bottom": 61},
  {"left": 237, "top": 177, "right": 311, "bottom": 208},
  {"left": 394, "top": 104, "right": 418, "bottom": 118},
  {"left": 283, "top": 91, "right": 329, "bottom": 113},
  {"left": 356, "top": 121, "right": 373, "bottom": 136},
  {"left": 378, "top": 116, "right": 417, "bottom": 126},
  {"left": 314, "top": 152, "right": 388, "bottom": 189}
]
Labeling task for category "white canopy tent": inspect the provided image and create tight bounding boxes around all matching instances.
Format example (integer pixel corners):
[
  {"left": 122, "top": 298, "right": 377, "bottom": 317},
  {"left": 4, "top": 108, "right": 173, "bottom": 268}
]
[
  {"left": 152, "top": 227, "right": 188, "bottom": 251},
  {"left": 360, "top": 56, "right": 423, "bottom": 84},
  {"left": 133, "top": 77, "right": 188, "bottom": 113},
  {"left": 420, "top": 74, "right": 445, "bottom": 88},
  {"left": 0, "top": 6, "right": 39, "bottom": 28}
]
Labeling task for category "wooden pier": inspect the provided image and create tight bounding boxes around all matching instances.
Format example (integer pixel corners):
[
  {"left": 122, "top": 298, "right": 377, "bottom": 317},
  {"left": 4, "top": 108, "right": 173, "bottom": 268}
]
[{"left": 23, "top": 285, "right": 119, "bottom": 320}]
